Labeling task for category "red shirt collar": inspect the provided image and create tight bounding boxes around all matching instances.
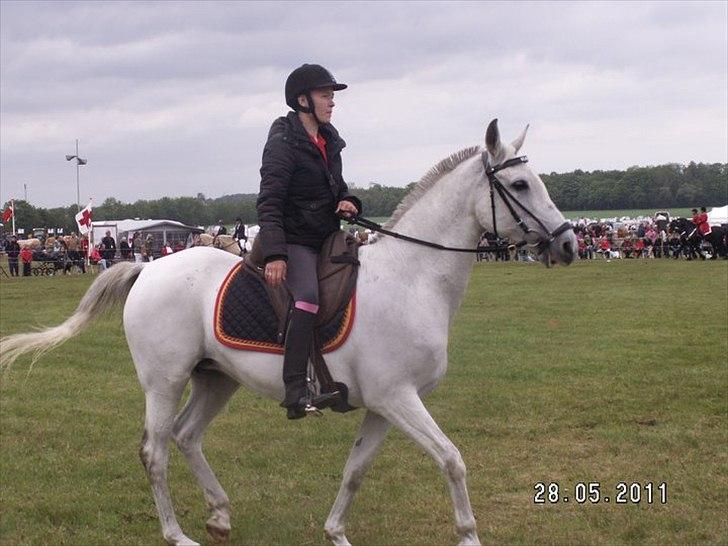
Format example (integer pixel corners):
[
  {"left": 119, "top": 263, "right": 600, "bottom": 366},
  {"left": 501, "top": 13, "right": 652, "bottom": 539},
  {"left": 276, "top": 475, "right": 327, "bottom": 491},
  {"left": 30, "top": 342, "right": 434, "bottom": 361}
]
[{"left": 310, "top": 133, "right": 328, "bottom": 163}]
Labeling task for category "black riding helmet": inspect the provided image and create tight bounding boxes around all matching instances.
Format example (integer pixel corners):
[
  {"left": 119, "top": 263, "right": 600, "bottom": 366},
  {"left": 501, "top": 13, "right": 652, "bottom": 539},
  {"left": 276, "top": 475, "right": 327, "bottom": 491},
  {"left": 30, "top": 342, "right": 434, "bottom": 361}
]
[{"left": 285, "top": 64, "right": 347, "bottom": 121}]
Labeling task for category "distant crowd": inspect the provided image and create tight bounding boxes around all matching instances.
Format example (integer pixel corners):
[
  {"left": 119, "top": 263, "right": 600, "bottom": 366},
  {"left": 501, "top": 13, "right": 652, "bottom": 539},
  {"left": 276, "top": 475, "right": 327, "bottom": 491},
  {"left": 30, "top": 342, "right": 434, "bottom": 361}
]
[
  {"left": 477, "top": 209, "right": 727, "bottom": 262},
  {"left": 3, "top": 210, "right": 725, "bottom": 277},
  {"left": 1, "top": 229, "right": 189, "bottom": 278},
  {"left": 572, "top": 208, "right": 725, "bottom": 261},
  {"left": 1, "top": 218, "right": 250, "bottom": 278}
]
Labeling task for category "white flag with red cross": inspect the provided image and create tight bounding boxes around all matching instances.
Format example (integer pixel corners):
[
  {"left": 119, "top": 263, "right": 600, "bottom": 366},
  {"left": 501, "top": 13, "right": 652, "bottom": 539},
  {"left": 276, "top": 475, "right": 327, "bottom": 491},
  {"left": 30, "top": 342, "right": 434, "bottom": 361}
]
[{"left": 75, "top": 200, "right": 93, "bottom": 235}]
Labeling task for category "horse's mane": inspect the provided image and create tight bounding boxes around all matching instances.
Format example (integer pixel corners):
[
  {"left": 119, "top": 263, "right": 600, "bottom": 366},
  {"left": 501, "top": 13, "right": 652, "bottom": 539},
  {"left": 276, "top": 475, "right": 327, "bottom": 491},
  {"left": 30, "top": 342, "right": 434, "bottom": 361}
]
[{"left": 382, "top": 146, "right": 481, "bottom": 231}]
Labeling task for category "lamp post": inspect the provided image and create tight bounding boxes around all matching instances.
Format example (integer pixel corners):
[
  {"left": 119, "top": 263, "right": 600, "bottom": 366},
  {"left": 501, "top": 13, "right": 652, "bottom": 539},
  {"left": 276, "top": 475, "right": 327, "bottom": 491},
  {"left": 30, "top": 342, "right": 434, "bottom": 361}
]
[{"left": 66, "top": 139, "right": 87, "bottom": 212}]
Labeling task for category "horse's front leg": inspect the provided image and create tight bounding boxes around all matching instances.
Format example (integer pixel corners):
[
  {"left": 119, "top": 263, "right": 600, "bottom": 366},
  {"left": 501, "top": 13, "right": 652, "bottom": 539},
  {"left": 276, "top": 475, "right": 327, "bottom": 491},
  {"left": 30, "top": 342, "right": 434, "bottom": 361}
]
[
  {"left": 325, "top": 410, "right": 390, "bottom": 546},
  {"left": 377, "top": 391, "right": 480, "bottom": 546}
]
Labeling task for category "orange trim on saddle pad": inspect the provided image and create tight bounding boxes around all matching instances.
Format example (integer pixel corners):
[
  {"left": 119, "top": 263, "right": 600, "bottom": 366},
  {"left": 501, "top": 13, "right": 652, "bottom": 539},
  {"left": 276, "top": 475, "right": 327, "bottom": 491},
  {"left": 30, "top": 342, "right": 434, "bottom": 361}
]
[{"left": 213, "top": 261, "right": 356, "bottom": 354}]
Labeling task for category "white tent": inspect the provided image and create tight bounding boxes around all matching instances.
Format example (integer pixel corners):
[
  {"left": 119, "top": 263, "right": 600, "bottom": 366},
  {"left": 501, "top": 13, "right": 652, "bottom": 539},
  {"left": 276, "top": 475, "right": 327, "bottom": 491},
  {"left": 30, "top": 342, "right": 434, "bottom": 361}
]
[{"left": 708, "top": 205, "right": 728, "bottom": 225}]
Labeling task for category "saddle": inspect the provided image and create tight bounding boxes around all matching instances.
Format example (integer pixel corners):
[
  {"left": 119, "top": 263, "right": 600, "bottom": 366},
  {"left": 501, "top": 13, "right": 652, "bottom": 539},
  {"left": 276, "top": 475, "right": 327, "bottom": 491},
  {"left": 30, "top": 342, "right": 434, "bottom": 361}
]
[{"left": 213, "top": 230, "right": 360, "bottom": 412}]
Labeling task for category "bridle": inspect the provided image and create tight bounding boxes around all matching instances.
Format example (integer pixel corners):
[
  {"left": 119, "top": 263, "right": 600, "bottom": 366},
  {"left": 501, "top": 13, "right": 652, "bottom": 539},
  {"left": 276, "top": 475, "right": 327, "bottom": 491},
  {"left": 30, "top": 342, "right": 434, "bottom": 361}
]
[
  {"left": 348, "top": 151, "right": 573, "bottom": 255},
  {"left": 481, "top": 152, "right": 573, "bottom": 254}
]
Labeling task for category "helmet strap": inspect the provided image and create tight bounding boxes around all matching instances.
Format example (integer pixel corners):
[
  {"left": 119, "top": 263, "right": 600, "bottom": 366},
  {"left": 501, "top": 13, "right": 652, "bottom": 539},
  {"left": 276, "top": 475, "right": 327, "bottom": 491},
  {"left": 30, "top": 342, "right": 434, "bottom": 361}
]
[{"left": 298, "top": 91, "right": 323, "bottom": 125}]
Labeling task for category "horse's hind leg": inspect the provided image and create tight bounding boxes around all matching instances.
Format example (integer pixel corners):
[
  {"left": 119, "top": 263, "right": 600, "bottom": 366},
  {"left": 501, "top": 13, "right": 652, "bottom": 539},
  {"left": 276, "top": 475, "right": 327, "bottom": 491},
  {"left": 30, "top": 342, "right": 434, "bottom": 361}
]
[
  {"left": 172, "top": 366, "right": 239, "bottom": 544},
  {"left": 139, "top": 380, "right": 199, "bottom": 546},
  {"left": 324, "top": 410, "right": 391, "bottom": 546},
  {"left": 377, "top": 391, "right": 480, "bottom": 546}
]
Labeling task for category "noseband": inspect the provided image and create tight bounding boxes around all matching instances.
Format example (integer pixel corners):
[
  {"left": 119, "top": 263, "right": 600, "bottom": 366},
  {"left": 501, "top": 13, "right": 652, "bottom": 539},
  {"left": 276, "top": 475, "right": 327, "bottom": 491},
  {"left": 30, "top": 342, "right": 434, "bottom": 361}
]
[{"left": 482, "top": 152, "right": 573, "bottom": 253}]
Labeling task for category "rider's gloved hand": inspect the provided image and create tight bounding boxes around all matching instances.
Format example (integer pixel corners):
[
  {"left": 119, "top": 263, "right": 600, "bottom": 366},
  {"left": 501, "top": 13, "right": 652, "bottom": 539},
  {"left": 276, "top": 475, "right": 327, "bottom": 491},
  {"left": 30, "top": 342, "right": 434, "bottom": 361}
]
[{"left": 335, "top": 200, "right": 358, "bottom": 219}]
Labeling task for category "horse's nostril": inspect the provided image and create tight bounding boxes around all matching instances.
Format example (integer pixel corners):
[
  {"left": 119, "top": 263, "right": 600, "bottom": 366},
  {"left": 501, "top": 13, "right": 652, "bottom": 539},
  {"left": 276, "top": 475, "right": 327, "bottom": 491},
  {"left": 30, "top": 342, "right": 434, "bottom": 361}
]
[{"left": 563, "top": 241, "right": 573, "bottom": 256}]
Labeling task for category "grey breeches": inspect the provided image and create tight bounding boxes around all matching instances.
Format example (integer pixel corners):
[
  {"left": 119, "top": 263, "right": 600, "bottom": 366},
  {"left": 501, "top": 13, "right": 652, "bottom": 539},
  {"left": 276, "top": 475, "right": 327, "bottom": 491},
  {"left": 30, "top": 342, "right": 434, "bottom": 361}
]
[{"left": 285, "top": 243, "right": 319, "bottom": 313}]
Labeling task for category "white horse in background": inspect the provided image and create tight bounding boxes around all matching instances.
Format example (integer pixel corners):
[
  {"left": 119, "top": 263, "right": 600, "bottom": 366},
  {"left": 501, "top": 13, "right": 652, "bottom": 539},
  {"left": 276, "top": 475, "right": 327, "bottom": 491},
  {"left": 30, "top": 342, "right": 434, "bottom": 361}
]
[{"left": 1, "top": 120, "right": 576, "bottom": 546}]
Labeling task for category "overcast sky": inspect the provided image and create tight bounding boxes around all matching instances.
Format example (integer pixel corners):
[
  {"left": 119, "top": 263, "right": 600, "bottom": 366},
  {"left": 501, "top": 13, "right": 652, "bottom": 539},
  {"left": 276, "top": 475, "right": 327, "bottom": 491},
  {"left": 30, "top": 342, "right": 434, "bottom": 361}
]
[{"left": 1, "top": 0, "right": 726, "bottom": 208}]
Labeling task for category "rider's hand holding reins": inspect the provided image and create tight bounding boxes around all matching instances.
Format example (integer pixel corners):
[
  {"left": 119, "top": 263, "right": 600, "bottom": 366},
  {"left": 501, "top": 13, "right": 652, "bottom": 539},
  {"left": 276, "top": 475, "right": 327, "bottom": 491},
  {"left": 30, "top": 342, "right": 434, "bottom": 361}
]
[
  {"left": 336, "top": 200, "right": 358, "bottom": 219},
  {"left": 265, "top": 260, "right": 287, "bottom": 287}
]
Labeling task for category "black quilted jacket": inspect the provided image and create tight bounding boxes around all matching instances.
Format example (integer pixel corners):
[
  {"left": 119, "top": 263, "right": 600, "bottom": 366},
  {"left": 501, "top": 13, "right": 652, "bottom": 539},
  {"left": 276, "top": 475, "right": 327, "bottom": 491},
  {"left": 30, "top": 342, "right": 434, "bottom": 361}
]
[{"left": 256, "top": 111, "right": 362, "bottom": 263}]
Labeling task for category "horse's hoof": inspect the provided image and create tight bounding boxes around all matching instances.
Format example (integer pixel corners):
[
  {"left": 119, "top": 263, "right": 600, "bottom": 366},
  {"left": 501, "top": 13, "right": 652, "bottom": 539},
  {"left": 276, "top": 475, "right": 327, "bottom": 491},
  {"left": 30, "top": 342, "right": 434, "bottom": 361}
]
[
  {"left": 206, "top": 521, "right": 230, "bottom": 544},
  {"left": 166, "top": 535, "right": 200, "bottom": 546},
  {"left": 325, "top": 533, "right": 352, "bottom": 546},
  {"left": 457, "top": 533, "right": 482, "bottom": 546}
]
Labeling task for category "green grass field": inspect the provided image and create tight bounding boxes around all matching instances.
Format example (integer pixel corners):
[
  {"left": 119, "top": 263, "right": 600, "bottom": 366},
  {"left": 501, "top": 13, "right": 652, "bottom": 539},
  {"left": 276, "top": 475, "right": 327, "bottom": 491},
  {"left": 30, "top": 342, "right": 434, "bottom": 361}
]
[{"left": 1, "top": 258, "right": 726, "bottom": 546}]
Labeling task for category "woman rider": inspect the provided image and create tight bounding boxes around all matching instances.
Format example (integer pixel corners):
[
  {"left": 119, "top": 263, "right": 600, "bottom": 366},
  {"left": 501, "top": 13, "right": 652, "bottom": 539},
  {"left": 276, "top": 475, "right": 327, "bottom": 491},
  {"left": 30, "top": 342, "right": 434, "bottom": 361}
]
[{"left": 257, "top": 64, "right": 362, "bottom": 419}]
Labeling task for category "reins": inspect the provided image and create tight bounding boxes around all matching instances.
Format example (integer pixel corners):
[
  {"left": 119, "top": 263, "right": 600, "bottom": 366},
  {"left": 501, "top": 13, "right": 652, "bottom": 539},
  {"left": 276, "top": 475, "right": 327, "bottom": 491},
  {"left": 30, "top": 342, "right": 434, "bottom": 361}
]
[
  {"left": 346, "top": 215, "right": 515, "bottom": 253},
  {"left": 346, "top": 151, "right": 573, "bottom": 255}
]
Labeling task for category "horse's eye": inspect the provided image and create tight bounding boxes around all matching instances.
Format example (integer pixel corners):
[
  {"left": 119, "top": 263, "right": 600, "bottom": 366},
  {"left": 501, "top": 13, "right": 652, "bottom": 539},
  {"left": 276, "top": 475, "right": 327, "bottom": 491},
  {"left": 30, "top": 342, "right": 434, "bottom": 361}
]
[{"left": 511, "top": 179, "right": 529, "bottom": 191}]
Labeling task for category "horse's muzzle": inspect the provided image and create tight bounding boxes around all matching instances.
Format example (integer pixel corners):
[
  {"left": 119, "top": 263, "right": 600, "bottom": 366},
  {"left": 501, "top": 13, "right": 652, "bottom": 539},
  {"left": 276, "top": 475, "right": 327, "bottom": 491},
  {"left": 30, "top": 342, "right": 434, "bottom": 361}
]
[{"left": 537, "top": 229, "right": 577, "bottom": 267}]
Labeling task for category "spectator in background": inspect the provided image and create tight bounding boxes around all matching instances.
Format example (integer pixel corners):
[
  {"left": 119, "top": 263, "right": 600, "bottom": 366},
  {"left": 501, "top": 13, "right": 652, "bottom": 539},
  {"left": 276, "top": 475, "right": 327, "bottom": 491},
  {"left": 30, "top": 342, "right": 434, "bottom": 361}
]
[
  {"left": 577, "top": 235, "right": 587, "bottom": 259},
  {"left": 583, "top": 233, "right": 594, "bottom": 259},
  {"left": 132, "top": 233, "right": 143, "bottom": 263},
  {"left": 634, "top": 237, "right": 645, "bottom": 258},
  {"left": 173, "top": 240, "right": 185, "bottom": 253},
  {"left": 81, "top": 235, "right": 89, "bottom": 260},
  {"left": 217, "top": 220, "right": 227, "bottom": 236},
  {"left": 599, "top": 235, "right": 611, "bottom": 260},
  {"left": 4, "top": 235, "right": 20, "bottom": 276},
  {"left": 621, "top": 237, "right": 633, "bottom": 258},
  {"left": 232, "top": 217, "right": 247, "bottom": 253},
  {"left": 669, "top": 232, "right": 682, "bottom": 258},
  {"left": 120, "top": 238, "right": 131, "bottom": 259},
  {"left": 161, "top": 241, "right": 174, "bottom": 256},
  {"left": 101, "top": 230, "right": 116, "bottom": 263},
  {"left": 67, "top": 232, "right": 80, "bottom": 272},
  {"left": 645, "top": 226, "right": 657, "bottom": 245},
  {"left": 692, "top": 207, "right": 712, "bottom": 238},
  {"left": 89, "top": 245, "right": 106, "bottom": 271},
  {"left": 144, "top": 233, "right": 155, "bottom": 261},
  {"left": 20, "top": 245, "right": 33, "bottom": 276}
]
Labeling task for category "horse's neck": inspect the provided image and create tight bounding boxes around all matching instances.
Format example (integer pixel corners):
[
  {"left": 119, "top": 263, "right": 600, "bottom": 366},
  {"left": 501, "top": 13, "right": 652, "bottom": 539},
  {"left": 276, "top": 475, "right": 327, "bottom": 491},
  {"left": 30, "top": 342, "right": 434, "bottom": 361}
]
[{"left": 365, "top": 159, "right": 482, "bottom": 321}]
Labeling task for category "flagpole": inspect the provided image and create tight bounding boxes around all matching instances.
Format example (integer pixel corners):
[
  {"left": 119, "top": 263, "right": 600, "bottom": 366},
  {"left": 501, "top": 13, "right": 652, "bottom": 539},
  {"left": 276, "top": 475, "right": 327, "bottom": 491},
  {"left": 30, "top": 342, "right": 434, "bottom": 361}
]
[
  {"left": 87, "top": 198, "right": 93, "bottom": 264},
  {"left": 76, "top": 139, "right": 80, "bottom": 212},
  {"left": 11, "top": 199, "right": 15, "bottom": 236}
]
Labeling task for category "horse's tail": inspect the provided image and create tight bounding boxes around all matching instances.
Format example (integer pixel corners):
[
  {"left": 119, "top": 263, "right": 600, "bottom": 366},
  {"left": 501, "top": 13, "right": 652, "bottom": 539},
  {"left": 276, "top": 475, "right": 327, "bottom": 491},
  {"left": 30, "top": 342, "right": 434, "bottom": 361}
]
[{"left": 0, "top": 262, "right": 144, "bottom": 370}]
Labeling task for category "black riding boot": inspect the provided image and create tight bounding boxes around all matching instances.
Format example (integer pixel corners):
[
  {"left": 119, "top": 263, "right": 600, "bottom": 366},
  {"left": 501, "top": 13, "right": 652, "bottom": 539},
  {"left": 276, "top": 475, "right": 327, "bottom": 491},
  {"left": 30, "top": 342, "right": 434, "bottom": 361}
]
[{"left": 280, "top": 308, "right": 316, "bottom": 419}]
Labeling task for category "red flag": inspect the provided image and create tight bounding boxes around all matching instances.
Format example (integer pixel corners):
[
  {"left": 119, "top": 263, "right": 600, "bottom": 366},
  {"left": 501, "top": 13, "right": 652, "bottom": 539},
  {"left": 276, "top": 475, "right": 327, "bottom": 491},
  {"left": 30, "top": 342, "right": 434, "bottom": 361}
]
[
  {"left": 75, "top": 201, "right": 93, "bottom": 235},
  {"left": 2, "top": 203, "right": 13, "bottom": 223}
]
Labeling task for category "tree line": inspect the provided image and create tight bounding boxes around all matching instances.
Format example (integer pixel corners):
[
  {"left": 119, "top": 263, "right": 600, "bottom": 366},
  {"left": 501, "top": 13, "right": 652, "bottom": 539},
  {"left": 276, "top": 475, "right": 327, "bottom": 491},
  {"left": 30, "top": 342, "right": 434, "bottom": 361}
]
[
  {"left": 541, "top": 162, "right": 726, "bottom": 211},
  {"left": 2, "top": 162, "right": 725, "bottom": 235}
]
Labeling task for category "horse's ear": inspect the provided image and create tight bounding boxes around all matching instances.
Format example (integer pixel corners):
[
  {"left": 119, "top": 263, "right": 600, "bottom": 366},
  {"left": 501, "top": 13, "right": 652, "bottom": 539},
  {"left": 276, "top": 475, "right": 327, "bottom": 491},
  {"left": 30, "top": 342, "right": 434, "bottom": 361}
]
[
  {"left": 511, "top": 124, "right": 529, "bottom": 154},
  {"left": 485, "top": 119, "right": 501, "bottom": 158}
]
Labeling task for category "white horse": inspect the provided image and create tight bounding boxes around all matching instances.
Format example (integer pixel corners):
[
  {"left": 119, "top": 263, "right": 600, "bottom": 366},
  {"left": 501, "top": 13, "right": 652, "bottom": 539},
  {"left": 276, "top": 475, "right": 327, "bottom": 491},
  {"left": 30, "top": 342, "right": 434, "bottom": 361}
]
[{"left": 0, "top": 120, "right": 576, "bottom": 546}]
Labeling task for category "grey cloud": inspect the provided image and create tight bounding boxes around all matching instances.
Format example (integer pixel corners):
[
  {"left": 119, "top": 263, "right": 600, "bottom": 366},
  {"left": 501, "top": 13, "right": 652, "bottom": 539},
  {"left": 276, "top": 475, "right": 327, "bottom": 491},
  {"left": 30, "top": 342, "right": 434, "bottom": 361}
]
[{"left": 1, "top": 1, "right": 726, "bottom": 208}]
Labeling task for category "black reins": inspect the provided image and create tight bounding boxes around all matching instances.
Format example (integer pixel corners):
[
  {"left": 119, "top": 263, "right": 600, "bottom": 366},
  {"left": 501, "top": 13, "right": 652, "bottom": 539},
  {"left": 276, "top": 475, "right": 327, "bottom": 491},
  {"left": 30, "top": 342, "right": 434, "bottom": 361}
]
[
  {"left": 347, "top": 151, "right": 573, "bottom": 254},
  {"left": 348, "top": 215, "right": 505, "bottom": 253}
]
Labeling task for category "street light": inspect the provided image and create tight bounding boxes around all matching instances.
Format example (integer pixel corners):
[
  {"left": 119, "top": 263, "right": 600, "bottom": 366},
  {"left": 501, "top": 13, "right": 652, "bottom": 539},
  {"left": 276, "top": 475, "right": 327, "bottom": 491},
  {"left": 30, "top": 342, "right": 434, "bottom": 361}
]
[{"left": 66, "top": 139, "right": 87, "bottom": 212}]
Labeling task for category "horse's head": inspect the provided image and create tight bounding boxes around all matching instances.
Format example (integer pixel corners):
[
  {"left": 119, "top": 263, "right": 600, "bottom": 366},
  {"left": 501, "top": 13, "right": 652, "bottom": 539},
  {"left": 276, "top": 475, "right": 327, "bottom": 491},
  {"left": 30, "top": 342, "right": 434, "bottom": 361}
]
[
  {"left": 474, "top": 119, "right": 577, "bottom": 266},
  {"left": 669, "top": 218, "right": 690, "bottom": 236}
]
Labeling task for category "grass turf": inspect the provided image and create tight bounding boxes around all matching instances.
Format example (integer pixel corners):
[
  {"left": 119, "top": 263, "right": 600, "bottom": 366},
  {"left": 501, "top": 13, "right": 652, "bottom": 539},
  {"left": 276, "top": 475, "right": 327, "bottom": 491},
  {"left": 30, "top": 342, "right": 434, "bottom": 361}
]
[{"left": 0, "top": 258, "right": 726, "bottom": 545}]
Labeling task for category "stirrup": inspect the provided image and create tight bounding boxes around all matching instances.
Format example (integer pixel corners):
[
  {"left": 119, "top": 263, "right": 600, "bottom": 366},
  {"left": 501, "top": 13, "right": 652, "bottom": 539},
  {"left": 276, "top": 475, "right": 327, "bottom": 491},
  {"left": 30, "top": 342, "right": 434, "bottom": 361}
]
[
  {"left": 304, "top": 404, "right": 323, "bottom": 417},
  {"left": 310, "top": 390, "right": 341, "bottom": 410}
]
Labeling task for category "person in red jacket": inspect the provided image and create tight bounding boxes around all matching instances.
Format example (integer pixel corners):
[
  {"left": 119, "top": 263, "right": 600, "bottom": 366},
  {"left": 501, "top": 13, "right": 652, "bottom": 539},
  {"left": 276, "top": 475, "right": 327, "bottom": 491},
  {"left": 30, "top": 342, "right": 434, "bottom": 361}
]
[
  {"left": 692, "top": 207, "right": 712, "bottom": 237},
  {"left": 599, "top": 236, "right": 611, "bottom": 259},
  {"left": 20, "top": 246, "right": 33, "bottom": 276}
]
